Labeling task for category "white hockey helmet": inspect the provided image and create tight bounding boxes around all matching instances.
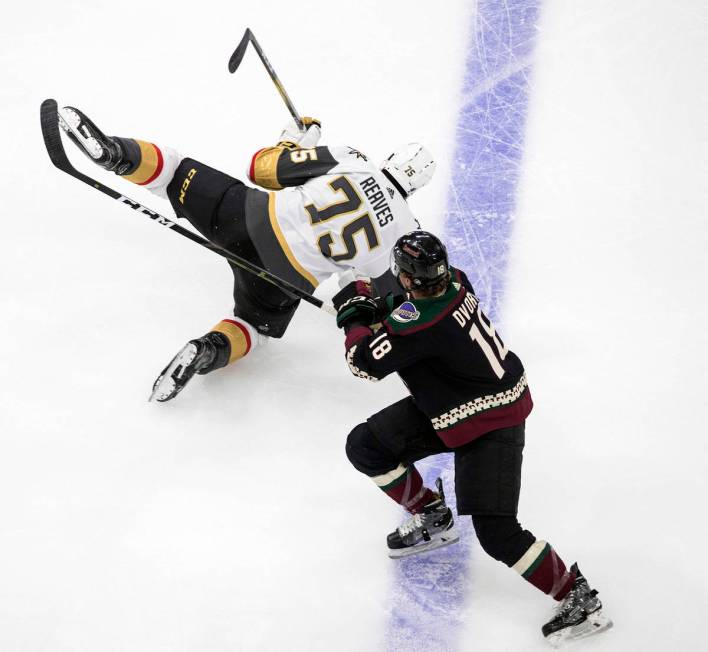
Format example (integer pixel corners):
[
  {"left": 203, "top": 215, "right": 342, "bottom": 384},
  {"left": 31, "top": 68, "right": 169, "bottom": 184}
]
[{"left": 380, "top": 143, "right": 436, "bottom": 197}]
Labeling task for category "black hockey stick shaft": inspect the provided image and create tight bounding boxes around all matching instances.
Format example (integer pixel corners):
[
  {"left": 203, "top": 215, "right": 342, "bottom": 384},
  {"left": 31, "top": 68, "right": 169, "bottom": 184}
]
[
  {"left": 228, "top": 28, "right": 304, "bottom": 130},
  {"left": 40, "top": 99, "right": 334, "bottom": 315}
]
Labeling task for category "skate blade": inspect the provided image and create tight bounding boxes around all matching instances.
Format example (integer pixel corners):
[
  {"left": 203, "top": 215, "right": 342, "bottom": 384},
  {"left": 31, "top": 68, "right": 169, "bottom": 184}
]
[
  {"left": 148, "top": 343, "right": 198, "bottom": 402},
  {"left": 58, "top": 107, "right": 103, "bottom": 160},
  {"left": 545, "top": 609, "right": 613, "bottom": 648},
  {"left": 388, "top": 526, "right": 460, "bottom": 559},
  {"left": 149, "top": 376, "right": 177, "bottom": 403}
]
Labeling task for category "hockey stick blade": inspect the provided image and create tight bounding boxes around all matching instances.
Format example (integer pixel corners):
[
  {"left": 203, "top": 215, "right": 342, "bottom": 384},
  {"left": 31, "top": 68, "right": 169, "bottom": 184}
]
[
  {"left": 41, "top": 99, "right": 72, "bottom": 171},
  {"left": 39, "top": 99, "right": 335, "bottom": 315},
  {"left": 228, "top": 28, "right": 253, "bottom": 73},
  {"left": 227, "top": 29, "right": 304, "bottom": 130}
]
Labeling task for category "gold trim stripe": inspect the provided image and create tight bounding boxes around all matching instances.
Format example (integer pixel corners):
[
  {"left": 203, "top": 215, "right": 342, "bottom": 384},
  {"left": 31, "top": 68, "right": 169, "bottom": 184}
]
[
  {"left": 252, "top": 146, "right": 283, "bottom": 190},
  {"left": 211, "top": 319, "right": 251, "bottom": 363},
  {"left": 123, "top": 140, "right": 161, "bottom": 185},
  {"left": 267, "top": 193, "right": 319, "bottom": 289}
]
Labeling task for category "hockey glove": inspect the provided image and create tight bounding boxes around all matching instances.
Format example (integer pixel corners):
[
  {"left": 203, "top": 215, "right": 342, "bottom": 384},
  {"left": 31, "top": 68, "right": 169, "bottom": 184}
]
[
  {"left": 278, "top": 116, "right": 321, "bottom": 148},
  {"left": 336, "top": 295, "right": 380, "bottom": 330},
  {"left": 332, "top": 279, "right": 373, "bottom": 310}
]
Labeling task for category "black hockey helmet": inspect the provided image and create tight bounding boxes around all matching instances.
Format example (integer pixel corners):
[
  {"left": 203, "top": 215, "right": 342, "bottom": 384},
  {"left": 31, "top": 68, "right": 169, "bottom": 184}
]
[{"left": 390, "top": 230, "right": 449, "bottom": 289}]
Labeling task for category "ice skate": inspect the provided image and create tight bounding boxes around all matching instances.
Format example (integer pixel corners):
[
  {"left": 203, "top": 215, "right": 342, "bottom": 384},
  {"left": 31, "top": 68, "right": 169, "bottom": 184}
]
[
  {"left": 58, "top": 106, "right": 134, "bottom": 174},
  {"left": 150, "top": 331, "right": 231, "bottom": 402},
  {"left": 149, "top": 339, "right": 215, "bottom": 402},
  {"left": 542, "top": 563, "right": 612, "bottom": 647},
  {"left": 387, "top": 478, "right": 459, "bottom": 559}
]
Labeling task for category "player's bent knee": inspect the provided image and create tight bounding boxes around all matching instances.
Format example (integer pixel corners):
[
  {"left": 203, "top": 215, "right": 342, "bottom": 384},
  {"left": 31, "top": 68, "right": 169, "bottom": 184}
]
[
  {"left": 472, "top": 514, "right": 536, "bottom": 567},
  {"left": 345, "top": 423, "right": 398, "bottom": 477},
  {"left": 345, "top": 423, "right": 374, "bottom": 474}
]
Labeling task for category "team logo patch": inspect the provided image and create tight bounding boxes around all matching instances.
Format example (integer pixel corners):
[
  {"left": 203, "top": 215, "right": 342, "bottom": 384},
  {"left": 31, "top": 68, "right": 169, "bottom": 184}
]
[{"left": 391, "top": 301, "right": 420, "bottom": 323}]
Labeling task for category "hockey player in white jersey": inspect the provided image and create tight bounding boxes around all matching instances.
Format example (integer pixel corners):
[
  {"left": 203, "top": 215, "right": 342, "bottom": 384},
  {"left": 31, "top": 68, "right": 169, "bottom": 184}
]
[{"left": 58, "top": 106, "right": 434, "bottom": 401}]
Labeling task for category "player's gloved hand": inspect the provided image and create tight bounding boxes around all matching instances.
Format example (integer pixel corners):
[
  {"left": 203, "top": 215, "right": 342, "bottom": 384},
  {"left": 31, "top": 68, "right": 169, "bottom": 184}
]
[
  {"left": 278, "top": 116, "right": 321, "bottom": 148},
  {"left": 333, "top": 280, "right": 380, "bottom": 329},
  {"left": 335, "top": 295, "right": 380, "bottom": 330},
  {"left": 332, "top": 279, "right": 373, "bottom": 310}
]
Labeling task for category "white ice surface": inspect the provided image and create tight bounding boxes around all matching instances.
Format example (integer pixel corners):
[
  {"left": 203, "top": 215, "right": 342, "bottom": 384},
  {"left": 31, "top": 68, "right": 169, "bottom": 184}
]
[
  {"left": 0, "top": 1, "right": 706, "bottom": 651},
  {"left": 461, "top": 2, "right": 708, "bottom": 651},
  {"left": 0, "top": 2, "right": 469, "bottom": 651}
]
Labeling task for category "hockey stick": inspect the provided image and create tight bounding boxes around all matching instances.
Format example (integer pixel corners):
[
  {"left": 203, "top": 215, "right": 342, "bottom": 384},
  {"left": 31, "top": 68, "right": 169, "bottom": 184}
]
[
  {"left": 40, "top": 98, "right": 335, "bottom": 316},
  {"left": 228, "top": 28, "right": 304, "bottom": 130}
]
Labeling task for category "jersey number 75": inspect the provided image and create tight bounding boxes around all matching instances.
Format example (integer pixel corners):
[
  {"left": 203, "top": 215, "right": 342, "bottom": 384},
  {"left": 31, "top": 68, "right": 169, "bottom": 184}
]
[{"left": 304, "top": 176, "right": 380, "bottom": 262}]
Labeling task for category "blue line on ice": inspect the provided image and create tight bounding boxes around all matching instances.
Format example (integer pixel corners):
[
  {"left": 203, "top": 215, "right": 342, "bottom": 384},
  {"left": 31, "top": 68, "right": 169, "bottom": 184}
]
[{"left": 385, "top": 2, "right": 541, "bottom": 650}]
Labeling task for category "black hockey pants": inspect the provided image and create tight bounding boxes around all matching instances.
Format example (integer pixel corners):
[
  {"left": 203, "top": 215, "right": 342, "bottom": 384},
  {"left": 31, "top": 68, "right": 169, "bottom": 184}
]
[
  {"left": 346, "top": 396, "right": 536, "bottom": 567},
  {"left": 165, "top": 157, "right": 299, "bottom": 338}
]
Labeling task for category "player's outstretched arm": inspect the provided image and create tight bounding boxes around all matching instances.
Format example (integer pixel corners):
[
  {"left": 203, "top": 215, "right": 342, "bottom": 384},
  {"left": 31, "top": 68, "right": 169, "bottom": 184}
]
[{"left": 248, "top": 117, "right": 341, "bottom": 189}]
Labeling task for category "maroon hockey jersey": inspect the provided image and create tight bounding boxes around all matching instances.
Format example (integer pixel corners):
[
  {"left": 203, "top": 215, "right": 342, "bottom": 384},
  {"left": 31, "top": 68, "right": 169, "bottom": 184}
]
[{"left": 343, "top": 268, "right": 533, "bottom": 447}]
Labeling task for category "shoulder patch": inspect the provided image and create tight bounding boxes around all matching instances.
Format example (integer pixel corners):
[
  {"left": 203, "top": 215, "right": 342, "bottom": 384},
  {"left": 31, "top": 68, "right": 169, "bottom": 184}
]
[
  {"left": 384, "top": 282, "right": 466, "bottom": 335},
  {"left": 390, "top": 301, "right": 420, "bottom": 323}
]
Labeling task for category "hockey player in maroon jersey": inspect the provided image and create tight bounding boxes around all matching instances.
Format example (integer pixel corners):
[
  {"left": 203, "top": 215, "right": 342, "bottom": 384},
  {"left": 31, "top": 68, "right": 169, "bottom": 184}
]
[
  {"left": 333, "top": 231, "right": 612, "bottom": 646},
  {"left": 57, "top": 105, "right": 433, "bottom": 401}
]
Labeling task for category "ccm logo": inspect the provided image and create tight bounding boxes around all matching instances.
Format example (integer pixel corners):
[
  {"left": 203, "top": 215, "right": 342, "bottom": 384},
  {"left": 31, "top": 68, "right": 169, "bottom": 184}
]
[
  {"left": 179, "top": 168, "right": 198, "bottom": 204},
  {"left": 119, "top": 197, "right": 176, "bottom": 227}
]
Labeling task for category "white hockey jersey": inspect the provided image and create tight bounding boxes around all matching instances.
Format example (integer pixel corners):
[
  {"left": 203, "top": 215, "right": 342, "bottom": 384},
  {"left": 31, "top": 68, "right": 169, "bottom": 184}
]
[{"left": 248, "top": 144, "right": 420, "bottom": 290}]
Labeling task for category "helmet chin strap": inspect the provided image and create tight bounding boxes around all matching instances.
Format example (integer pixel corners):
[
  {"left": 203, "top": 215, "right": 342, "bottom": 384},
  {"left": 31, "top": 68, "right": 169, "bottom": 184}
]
[{"left": 381, "top": 169, "right": 409, "bottom": 199}]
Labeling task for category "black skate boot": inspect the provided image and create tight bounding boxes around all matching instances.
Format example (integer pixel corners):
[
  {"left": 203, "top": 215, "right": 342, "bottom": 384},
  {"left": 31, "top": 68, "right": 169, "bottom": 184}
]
[
  {"left": 149, "top": 332, "right": 231, "bottom": 403},
  {"left": 58, "top": 106, "right": 139, "bottom": 175},
  {"left": 542, "top": 563, "right": 612, "bottom": 647},
  {"left": 387, "top": 478, "right": 459, "bottom": 559}
]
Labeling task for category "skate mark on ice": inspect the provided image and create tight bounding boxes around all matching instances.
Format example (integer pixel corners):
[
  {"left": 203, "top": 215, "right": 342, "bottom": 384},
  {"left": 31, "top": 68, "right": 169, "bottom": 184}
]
[{"left": 386, "top": 2, "right": 541, "bottom": 650}]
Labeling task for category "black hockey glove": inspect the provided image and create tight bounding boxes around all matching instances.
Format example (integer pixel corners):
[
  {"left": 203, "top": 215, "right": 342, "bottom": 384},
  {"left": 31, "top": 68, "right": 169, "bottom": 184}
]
[
  {"left": 332, "top": 279, "right": 373, "bottom": 310},
  {"left": 335, "top": 295, "right": 380, "bottom": 330},
  {"left": 333, "top": 280, "right": 385, "bottom": 329}
]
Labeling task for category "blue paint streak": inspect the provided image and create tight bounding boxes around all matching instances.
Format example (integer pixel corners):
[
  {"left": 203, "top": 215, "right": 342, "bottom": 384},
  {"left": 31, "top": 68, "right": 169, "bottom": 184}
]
[{"left": 385, "top": 2, "right": 541, "bottom": 651}]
